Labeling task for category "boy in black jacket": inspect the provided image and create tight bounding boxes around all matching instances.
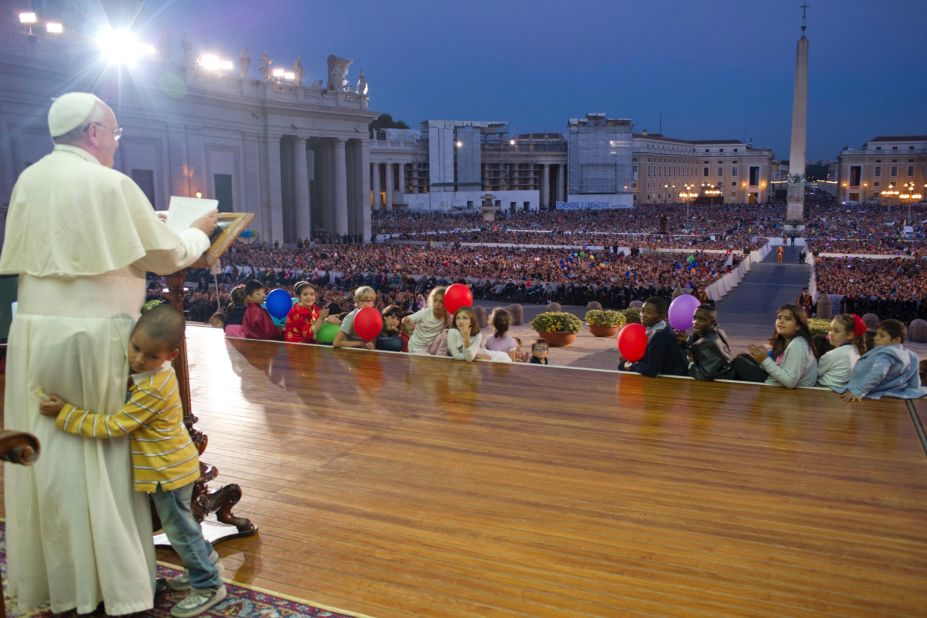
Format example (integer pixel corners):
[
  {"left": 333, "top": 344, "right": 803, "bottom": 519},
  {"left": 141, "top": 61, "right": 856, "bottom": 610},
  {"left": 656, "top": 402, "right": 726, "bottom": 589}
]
[
  {"left": 619, "top": 296, "right": 688, "bottom": 377},
  {"left": 685, "top": 304, "right": 734, "bottom": 380}
]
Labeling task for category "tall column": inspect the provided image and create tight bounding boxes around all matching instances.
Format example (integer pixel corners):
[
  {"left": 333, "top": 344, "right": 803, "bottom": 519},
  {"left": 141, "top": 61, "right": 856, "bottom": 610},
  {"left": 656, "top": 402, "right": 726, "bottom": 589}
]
[
  {"left": 263, "top": 134, "right": 284, "bottom": 242},
  {"left": 355, "top": 139, "right": 372, "bottom": 242},
  {"left": 555, "top": 165, "right": 564, "bottom": 206},
  {"left": 358, "top": 139, "right": 370, "bottom": 242},
  {"left": 385, "top": 162, "right": 394, "bottom": 211},
  {"left": 786, "top": 13, "right": 809, "bottom": 222},
  {"left": 372, "top": 162, "right": 381, "bottom": 209},
  {"left": 396, "top": 163, "right": 405, "bottom": 207},
  {"left": 333, "top": 138, "right": 348, "bottom": 236},
  {"left": 541, "top": 164, "right": 550, "bottom": 210},
  {"left": 293, "top": 137, "right": 311, "bottom": 241},
  {"left": 561, "top": 163, "right": 568, "bottom": 202},
  {"left": 167, "top": 126, "right": 189, "bottom": 199}
]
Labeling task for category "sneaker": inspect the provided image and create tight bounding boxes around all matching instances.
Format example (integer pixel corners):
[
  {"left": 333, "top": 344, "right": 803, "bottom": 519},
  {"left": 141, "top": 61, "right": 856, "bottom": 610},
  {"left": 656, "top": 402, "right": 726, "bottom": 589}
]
[
  {"left": 170, "top": 585, "right": 227, "bottom": 618},
  {"left": 168, "top": 550, "right": 223, "bottom": 592}
]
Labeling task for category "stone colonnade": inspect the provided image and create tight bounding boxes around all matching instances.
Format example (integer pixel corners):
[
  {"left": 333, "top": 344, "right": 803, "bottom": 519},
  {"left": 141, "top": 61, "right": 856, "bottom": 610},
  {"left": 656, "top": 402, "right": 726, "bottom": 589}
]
[{"left": 268, "top": 135, "right": 370, "bottom": 242}]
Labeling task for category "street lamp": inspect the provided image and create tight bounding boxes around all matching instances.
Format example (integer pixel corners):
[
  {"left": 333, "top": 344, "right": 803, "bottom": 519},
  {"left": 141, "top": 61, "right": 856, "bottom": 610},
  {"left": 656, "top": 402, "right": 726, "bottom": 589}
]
[
  {"left": 702, "top": 182, "right": 721, "bottom": 206},
  {"left": 898, "top": 181, "right": 922, "bottom": 227},
  {"left": 678, "top": 183, "right": 697, "bottom": 219}
]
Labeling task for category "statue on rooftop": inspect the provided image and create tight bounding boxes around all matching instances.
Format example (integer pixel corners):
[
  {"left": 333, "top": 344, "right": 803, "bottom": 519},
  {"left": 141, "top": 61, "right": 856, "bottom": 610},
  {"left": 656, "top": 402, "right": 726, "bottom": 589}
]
[
  {"left": 357, "top": 70, "right": 368, "bottom": 96},
  {"left": 326, "top": 54, "right": 352, "bottom": 91},
  {"left": 293, "top": 57, "right": 305, "bottom": 86},
  {"left": 240, "top": 48, "right": 251, "bottom": 79},
  {"left": 260, "top": 51, "right": 272, "bottom": 80}
]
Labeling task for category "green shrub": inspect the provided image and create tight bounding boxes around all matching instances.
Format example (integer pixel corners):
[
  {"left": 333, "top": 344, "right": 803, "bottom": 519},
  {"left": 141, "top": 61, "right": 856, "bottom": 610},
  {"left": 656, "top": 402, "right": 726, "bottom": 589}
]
[
  {"left": 807, "top": 317, "right": 831, "bottom": 337},
  {"left": 623, "top": 306, "right": 641, "bottom": 324},
  {"left": 585, "top": 309, "right": 626, "bottom": 327},
  {"left": 530, "top": 311, "right": 583, "bottom": 334}
]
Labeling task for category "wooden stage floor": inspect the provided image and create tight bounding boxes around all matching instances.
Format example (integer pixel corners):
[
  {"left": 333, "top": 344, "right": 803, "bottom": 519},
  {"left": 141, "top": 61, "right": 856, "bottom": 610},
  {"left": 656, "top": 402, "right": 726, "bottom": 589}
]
[{"left": 7, "top": 325, "right": 927, "bottom": 616}]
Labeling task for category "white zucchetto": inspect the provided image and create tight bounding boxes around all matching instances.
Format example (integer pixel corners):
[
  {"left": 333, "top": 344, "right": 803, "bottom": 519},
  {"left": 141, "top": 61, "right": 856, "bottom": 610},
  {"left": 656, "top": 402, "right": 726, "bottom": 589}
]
[{"left": 47, "top": 92, "right": 104, "bottom": 137}]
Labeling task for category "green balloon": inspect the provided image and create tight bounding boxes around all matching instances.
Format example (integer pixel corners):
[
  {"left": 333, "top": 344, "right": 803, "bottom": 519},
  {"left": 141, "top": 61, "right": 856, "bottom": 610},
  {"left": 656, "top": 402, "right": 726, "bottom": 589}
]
[
  {"left": 579, "top": 251, "right": 586, "bottom": 258},
  {"left": 315, "top": 322, "right": 340, "bottom": 344}
]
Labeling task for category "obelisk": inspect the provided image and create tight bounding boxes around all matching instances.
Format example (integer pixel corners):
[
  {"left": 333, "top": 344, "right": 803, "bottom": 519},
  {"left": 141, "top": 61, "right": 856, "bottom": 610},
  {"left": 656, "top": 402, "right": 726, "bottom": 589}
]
[{"left": 786, "top": 3, "right": 810, "bottom": 222}]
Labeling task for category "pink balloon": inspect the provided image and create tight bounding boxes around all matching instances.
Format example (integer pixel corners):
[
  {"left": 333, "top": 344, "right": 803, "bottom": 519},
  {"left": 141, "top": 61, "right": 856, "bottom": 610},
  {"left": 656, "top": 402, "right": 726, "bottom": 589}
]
[
  {"left": 353, "top": 306, "right": 383, "bottom": 341},
  {"left": 668, "top": 294, "right": 700, "bottom": 330},
  {"left": 444, "top": 283, "right": 474, "bottom": 315},
  {"left": 617, "top": 323, "right": 647, "bottom": 362}
]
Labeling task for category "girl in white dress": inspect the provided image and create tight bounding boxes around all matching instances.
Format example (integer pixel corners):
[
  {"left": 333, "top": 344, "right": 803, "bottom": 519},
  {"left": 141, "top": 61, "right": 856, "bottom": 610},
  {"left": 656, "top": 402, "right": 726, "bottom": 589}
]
[{"left": 817, "top": 313, "right": 866, "bottom": 389}]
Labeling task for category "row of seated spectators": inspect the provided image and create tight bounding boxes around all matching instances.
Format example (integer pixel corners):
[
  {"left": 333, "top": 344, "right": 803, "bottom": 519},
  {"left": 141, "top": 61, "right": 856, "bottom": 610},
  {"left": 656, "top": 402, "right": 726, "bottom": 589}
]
[
  {"left": 814, "top": 256, "right": 927, "bottom": 321},
  {"left": 804, "top": 202, "right": 927, "bottom": 255},
  {"left": 218, "top": 243, "right": 738, "bottom": 289},
  {"left": 180, "top": 242, "right": 732, "bottom": 313},
  {"left": 373, "top": 203, "right": 786, "bottom": 252},
  {"left": 174, "top": 267, "right": 713, "bottom": 325}
]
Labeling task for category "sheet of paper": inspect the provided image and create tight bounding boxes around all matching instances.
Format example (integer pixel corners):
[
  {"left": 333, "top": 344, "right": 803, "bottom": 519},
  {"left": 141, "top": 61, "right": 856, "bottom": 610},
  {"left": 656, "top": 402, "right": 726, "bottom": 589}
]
[{"left": 165, "top": 196, "right": 219, "bottom": 234}]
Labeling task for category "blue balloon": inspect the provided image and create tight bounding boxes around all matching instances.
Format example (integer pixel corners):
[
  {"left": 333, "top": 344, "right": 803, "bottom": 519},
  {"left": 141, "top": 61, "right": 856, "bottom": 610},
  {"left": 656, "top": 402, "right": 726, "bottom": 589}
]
[
  {"left": 567, "top": 256, "right": 574, "bottom": 262},
  {"left": 265, "top": 288, "right": 292, "bottom": 319}
]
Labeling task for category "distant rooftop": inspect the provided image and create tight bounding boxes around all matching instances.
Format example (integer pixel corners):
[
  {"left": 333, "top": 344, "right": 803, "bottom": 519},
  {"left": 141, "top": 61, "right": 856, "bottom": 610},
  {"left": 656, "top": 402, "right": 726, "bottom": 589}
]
[
  {"left": 869, "top": 135, "right": 927, "bottom": 142},
  {"left": 633, "top": 132, "right": 743, "bottom": 145},
  {"left": 568, "top": 113, "right": 632, "bottom": 128}
]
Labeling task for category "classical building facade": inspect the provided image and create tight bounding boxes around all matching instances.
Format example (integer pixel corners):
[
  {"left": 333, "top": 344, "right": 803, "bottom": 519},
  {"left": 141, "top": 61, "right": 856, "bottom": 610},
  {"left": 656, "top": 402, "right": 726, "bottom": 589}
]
[
  {"left": 632, "top": 132, "right": 775, "bottom": 205},
  {"left": 369, "top": 117, "right": 776, "bottom": 213},
  {"left": 0, "top": 17, "right": 376, "bottom": 244},
  {"left": 369, "top": 121, "right": 558, "bottom": 213},
  {"left": 836, "top": 136, "right": 927, "bottom": 204}
]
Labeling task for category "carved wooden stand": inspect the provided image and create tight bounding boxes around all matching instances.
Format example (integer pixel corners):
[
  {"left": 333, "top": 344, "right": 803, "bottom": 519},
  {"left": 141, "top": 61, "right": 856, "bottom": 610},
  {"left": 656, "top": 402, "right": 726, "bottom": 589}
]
[
  {"left": 155, "top": 271, "right": 256, "bottom": 545},
  {"left": 0, "top": 428, "right": 41, "bottom": 618}
]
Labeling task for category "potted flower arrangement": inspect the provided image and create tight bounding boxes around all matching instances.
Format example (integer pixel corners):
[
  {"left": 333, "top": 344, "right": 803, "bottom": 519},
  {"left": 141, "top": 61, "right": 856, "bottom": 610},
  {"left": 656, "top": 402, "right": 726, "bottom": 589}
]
[
  {"left": 807, "top": 318, "right": 831, "bottom": 337},
  {"left": 529, "top": 311, "right": 582, "bottom": 347},
  {"left": 585, "top": 309, "right": 626, "bottom": 337},
  {"left": 623, "top": 306, "right": 642, "bottom": 325}
]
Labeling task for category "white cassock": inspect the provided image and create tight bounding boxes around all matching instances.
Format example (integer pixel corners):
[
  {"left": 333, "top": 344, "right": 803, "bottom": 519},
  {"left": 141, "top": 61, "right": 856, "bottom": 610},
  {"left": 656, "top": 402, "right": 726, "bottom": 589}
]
[{"left": 0, "top": 144, "right": 210, "bottom": 614}]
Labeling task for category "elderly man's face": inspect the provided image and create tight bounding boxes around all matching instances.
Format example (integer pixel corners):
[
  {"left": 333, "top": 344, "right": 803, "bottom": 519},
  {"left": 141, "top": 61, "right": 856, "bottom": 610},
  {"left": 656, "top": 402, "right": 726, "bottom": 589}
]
[{"left": 88, "top": 107, "right": 120, "bottom": 167}]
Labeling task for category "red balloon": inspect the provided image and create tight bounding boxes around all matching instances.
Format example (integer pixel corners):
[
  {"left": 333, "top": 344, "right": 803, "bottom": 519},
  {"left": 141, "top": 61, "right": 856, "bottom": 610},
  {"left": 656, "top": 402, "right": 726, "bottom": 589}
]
[
  {"left": 443, "top": 283, "right": 474, "bottom": 315},
  {"left": 617, "top": 323, "right": 647, "bottom": 362},
  {"left": 353, "top": 306, "right": 383, "bottom": 341}
]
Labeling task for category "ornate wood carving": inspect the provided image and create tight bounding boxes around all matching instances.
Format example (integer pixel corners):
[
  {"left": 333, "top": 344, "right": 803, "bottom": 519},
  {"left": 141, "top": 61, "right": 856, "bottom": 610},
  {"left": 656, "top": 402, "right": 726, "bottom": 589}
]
[
  {"left": 166, "top": 272, "right": 256, "bottom": 539},
  {"left": 0, "top": 429, "right": 40, "bottom": 617}
]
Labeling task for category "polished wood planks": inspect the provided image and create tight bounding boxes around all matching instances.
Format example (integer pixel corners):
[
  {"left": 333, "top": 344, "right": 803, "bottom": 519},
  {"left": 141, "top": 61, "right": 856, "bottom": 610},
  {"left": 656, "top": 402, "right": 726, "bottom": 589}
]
[
  {"left": 180, "top": 327, "right": 926, "bottom": 617},
  {"left": 3, "top": 324, "right": 926, "bottom": 617}
]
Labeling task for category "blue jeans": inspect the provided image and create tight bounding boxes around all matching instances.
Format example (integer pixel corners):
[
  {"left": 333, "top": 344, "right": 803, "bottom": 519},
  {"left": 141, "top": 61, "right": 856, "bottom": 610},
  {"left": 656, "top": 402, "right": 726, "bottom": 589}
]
[{"left": 151, "top": 483, "right": 222, "bottom": 590}]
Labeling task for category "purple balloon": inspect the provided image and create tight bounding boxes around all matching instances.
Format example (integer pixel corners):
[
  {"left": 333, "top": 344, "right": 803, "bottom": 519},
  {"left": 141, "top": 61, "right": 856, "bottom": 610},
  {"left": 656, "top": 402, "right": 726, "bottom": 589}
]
[{"left": 668, "top": 294, "right": 700, "bottom": 330}]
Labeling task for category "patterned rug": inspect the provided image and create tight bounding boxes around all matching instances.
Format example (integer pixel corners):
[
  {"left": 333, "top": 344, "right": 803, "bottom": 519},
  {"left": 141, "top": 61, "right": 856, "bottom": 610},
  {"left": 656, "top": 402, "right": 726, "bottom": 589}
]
[{"left": 0, "top": 523, "right": 357, "bottom": 617}]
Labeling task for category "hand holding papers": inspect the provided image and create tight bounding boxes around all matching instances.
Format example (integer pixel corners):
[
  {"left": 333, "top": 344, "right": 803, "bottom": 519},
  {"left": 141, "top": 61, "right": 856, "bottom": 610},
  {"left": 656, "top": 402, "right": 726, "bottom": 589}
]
[
  {"left": 165, "top": 196, "right": 219, "bottom": 236},
  {"left": 164, "top": 196, "right": 254, "bottom": 267}
]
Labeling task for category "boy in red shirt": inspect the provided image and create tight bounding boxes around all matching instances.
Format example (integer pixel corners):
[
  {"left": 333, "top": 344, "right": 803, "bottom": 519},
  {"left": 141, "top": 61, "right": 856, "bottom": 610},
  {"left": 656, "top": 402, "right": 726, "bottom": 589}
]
[{"left": 242, "top": 280, "right": 282, "bottom": 340}]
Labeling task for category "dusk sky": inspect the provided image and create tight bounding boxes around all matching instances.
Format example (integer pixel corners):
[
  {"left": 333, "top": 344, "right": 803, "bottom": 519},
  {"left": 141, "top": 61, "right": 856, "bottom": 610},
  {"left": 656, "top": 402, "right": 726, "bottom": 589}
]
[{"left": 137, "top": 0, "right": 927, "bottom": 161}]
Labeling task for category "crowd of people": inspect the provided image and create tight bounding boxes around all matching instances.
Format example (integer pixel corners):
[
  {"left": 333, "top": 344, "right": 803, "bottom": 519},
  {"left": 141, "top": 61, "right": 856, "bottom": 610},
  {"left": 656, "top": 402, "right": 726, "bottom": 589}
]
[
  {"left": 178, "top": 241, "right": 737, "bottom": 311},
  {"left": 804, "top": 201, "right": 927, "bottom": 255},
  {"left": 814, "top": 256, "right": 927, "bottom": 321},
  {"left": 373, "top": 203, "right": 785, "bottom": 252}
]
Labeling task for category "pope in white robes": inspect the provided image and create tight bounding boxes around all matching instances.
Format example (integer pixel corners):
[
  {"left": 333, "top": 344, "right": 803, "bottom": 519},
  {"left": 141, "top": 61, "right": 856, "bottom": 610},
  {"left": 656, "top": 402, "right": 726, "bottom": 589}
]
[{"left": 0, "top": 93, "right": 216, "bottom": 614}]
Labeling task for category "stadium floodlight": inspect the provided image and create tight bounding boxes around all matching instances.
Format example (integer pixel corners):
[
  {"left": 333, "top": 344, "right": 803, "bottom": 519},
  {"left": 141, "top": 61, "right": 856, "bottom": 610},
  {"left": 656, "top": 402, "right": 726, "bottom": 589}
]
[
  {"left": 19, "top": 12, "right": 37, "bottom": 24},
  {"left": 96, "top": 27, "right": 156, "bottom": 67},
  {"left": 198, "top": 54, "right": 233, "bottom": 73},
  {"left": 271, "top": 67, "right": 285, "bottom": 78},
  {"left": 46, "top": 22, "right": 64, "bottom": 34}
]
